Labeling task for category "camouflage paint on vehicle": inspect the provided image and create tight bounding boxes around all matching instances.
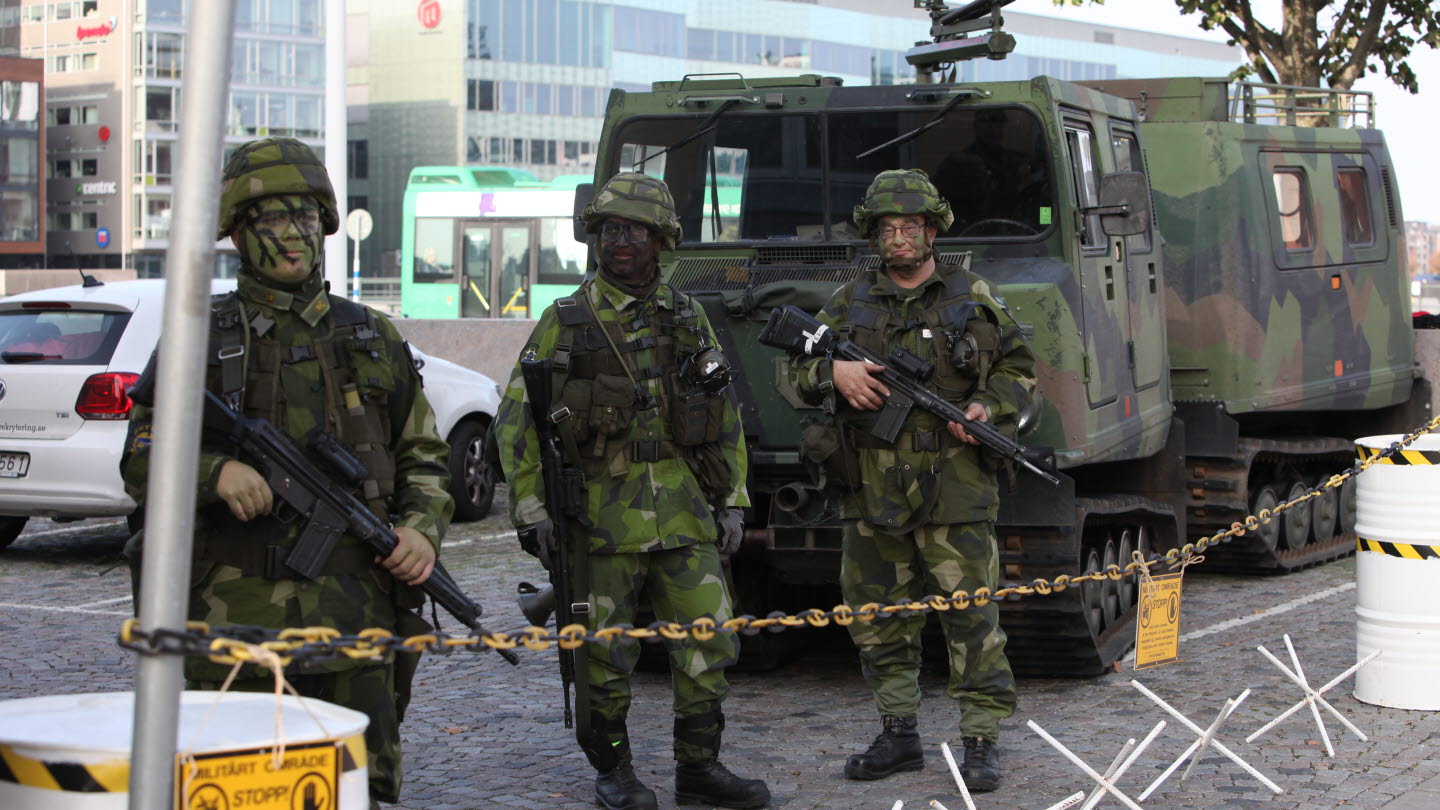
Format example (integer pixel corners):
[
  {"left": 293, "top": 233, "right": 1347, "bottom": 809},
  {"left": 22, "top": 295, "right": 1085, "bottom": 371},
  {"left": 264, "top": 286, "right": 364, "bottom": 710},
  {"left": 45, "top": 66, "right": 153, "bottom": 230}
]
[{"left": 581, "top": 68, "right": 1422, "bottom": 675}]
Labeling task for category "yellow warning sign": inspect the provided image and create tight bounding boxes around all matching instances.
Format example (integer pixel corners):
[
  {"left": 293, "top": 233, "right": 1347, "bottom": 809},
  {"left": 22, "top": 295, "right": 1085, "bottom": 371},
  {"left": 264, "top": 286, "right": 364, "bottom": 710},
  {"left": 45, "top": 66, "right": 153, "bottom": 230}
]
[
  {"left": 1134, "top": 571, "right": 1184, "bottom": 670},
  {"left": 176, "top": 740, "right": 339, "bottom": 810}
]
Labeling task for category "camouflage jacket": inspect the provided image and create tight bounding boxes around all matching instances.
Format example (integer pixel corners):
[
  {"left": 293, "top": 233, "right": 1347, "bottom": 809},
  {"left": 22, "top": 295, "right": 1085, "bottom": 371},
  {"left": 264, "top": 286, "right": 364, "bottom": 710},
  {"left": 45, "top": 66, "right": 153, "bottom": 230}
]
[
  {"left": 121, "top": 273, "right": 453, "bottom": 675},
  {"left": 495, "top": 275, "right": 749, "bottom": 555},
  {"left": 789, "top": 259, "right": 1035, "bottom": 527}
]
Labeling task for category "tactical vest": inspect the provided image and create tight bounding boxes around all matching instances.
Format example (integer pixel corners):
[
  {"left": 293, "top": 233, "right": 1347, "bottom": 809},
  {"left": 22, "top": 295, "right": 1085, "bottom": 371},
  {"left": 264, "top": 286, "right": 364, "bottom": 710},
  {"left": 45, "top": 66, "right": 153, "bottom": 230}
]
[
  {"left": 199, "top": 291, "right": 406, "bottom": 577},
  {"left": 837, "top": 257, "right": 1004, "bottom": 448},
  {"left": 547, "top": 283, "right": 729, "bottom": 498}
]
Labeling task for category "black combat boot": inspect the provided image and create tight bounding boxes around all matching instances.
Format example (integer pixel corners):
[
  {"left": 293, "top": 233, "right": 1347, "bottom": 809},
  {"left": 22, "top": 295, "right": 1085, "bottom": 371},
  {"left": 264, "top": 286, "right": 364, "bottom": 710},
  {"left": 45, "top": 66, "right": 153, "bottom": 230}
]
[
  {"left": 675, "top": 760, "right": 771, "bottom": 808},
  {"left": 673, "top": 710, "right": 771, "bottom": 808},
  {"left": 960, "top": 735, "right": 1001, "bottom": 792},
  {"left": 844, "top": 715, "right": 924, "bottom": 780},
  {"left": 594, "top": 763, "right": 659, "bottom": 810}
]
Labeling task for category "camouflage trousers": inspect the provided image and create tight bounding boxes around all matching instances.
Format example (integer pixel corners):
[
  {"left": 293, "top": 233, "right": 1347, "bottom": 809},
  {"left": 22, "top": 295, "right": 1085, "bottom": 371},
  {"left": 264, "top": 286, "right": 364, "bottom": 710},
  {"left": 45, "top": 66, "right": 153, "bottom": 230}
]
[
  {"left": 840, "top": 519, "right": 1016, "bottom": 741},
  {"left": 587, "top": 541, "right": 740, "bottom": 763},
  {"left": 191, "top": 662, "right": 401, "bottom": 804}
]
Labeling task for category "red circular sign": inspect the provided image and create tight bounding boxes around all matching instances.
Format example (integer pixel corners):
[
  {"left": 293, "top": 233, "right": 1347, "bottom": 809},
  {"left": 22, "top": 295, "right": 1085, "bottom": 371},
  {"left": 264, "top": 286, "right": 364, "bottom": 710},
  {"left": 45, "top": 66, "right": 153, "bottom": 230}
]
[
  {"left": 98, "top": 125, "right": 110, "bottom": 142},
  {"left": 418, "top": 0, "right": 440, "bottom": 29}
]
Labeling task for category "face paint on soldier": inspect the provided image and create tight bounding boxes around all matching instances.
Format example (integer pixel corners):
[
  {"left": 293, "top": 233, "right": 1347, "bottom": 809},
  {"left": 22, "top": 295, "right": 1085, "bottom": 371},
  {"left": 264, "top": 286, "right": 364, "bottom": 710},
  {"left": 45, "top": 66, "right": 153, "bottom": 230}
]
[
  {"left": 876, "top": 214, "right": 937, "bottom": 280},
  {"left": 232, "top": 195, "right": 324, "bottom": 288},
  {"left": 596, "top": 216, "right": 660, "bottom": 291}
]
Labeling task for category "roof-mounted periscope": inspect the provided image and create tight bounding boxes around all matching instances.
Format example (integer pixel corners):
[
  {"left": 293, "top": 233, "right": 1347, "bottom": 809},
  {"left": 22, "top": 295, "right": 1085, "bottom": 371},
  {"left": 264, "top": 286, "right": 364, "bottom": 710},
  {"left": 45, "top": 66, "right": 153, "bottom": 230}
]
[{"left": 1076, "top": 77, "right": 1376, "bottom": 128}]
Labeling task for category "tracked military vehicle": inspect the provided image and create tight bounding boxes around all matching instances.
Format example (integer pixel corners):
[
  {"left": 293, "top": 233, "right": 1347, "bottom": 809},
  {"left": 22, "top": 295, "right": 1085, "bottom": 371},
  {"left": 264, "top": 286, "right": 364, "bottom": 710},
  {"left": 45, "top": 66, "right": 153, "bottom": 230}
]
[{"left": 577, "top": 0, "right": 1428, "bottom": 675}]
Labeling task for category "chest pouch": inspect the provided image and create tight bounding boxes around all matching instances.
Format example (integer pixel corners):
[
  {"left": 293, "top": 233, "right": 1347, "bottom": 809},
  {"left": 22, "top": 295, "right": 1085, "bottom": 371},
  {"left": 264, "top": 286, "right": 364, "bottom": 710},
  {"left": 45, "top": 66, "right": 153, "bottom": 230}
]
[{"left": 584, "top": 373, "right": 635, "bottom": 460}]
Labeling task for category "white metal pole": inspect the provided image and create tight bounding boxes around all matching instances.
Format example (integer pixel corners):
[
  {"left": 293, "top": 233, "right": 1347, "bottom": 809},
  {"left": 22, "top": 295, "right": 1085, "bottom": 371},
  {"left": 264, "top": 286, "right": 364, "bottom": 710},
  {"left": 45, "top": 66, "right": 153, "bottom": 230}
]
[
  {"left": 126, "top": 1, "right": 236, "bottom": 808},
  {"left": 323, "top": 0, "right": 348, "bottom": 293}
]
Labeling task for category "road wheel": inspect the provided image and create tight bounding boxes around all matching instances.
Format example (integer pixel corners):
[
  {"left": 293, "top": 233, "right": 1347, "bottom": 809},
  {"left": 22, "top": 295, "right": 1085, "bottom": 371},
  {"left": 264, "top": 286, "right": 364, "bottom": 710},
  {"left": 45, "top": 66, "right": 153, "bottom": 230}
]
[
  {"left": 1081, "top": 547, "right": 1104, "bottom": 636},
  {"left": 1309, "top": 481, "right": 1338, "bottom": 544},
  {"left": 1279, "top": 481, "right": 1312, "bottom": 551},
  {"left": 0, "top": 516, "right": 27, "bottom": 550},
  {"left": 1250, "top": 487, "right": 1281, "bottom": 551},
  {"left": 447, "top": 420, "right": 496, "bottom": 522},
  {"left": 1101, "top": 536, "right": 1120, "bottom": 628},
  {"left": 1338, "top": 476, "right": 1358, "bottom": 534},
  {"left": 1116, "top": 529, "right": 1136, "bottom": 612}
]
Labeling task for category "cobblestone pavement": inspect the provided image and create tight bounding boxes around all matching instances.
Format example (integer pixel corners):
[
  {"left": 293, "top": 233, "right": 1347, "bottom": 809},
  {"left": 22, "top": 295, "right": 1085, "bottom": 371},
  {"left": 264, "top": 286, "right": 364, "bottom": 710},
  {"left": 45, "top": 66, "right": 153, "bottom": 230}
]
[{"left": 1, "top": 500, "right": 1437, "bottom": 810}]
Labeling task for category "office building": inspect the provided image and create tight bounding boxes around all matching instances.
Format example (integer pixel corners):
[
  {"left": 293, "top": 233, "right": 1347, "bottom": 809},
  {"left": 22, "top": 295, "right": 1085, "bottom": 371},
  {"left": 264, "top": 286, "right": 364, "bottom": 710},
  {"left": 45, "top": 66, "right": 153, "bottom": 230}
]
[
  {"left": 0, "top": 54, "right": 43, "bottom": 269},
  {"left": 7, "top": 0, "right": 325, "bottom": 277},
  {"left": 346, "top": 0, "right": 1242, "bottom": 276}
]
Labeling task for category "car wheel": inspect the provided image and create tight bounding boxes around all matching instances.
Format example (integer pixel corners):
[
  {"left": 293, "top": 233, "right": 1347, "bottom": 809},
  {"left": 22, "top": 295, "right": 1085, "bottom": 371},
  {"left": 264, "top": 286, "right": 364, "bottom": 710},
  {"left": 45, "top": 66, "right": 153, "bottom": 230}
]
[
  {"left": 448, "top": 419, "right": 496, "bottom": 522},
  {"left": 0, "top": 516, "right": 28, "bottom": 550}
]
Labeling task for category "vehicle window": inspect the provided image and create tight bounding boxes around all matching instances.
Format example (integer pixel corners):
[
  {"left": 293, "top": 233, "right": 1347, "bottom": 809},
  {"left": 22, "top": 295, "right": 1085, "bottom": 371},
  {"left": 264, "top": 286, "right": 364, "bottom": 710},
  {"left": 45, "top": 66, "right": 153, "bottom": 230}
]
[
  {"left": 1110, "top": 129, "right": 1153, "bottom": 254},
  {"left": 536, "top": 217, "right": 587, "bottom": 285},
  {"left": 1064, "top": 123, "right": 1103, "bottom": 250},
  {"left": 0, "top": 310, "right": 130, "bottom": 365},
  {"left": 616, "top": 113, "right": 824, "bottom": 242},
  {"left": 413, "top": 218, "right": 456, "bottom": 283},
  {"left": 829, "top": 107, "right": 1054, "bottom": 240},
  {"left": 1336, "top": 168, "right": 1374, "bottom": 246},
  {"left": 1272, "top": 168, "right": 1313, "bottom": 251}
]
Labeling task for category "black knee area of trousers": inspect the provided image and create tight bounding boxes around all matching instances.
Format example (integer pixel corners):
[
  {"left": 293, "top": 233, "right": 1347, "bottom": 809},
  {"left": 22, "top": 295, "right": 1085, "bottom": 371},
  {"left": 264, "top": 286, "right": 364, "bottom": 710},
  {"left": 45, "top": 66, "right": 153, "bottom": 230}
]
[
  {"left": 674, "top": 708, "right": 724, "bottom": 758},
  {"left": 583, "top": 710, "right": 627, "bottom": 772}
]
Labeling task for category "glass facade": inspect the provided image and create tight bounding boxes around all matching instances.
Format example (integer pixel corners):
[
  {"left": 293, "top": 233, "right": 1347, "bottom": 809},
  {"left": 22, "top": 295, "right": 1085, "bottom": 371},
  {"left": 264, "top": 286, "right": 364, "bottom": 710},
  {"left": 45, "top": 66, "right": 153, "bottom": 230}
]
[{"left": 0, "top": 78, "right": 39, "bottom": 242}]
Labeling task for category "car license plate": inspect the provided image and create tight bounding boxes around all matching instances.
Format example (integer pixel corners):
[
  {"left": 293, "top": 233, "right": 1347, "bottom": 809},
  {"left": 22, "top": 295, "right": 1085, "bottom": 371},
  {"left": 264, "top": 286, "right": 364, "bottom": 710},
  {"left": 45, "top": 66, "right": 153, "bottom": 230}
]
[{"left": 0, "top": 451, "right": 28, "bottom": 478}]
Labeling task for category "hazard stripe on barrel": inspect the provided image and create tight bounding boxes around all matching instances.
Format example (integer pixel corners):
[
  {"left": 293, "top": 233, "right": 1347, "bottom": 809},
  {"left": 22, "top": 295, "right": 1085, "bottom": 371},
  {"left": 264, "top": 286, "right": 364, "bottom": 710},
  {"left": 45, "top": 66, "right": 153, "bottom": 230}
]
[
  {"left": 1356, "top": 446, "right": 1440, "bottom": 465},
  {"left": 1358, "top": 537, "right": 1440, "bottom": 559},
  {"left": 0, "top": 744, "right": 129, "bottom": 792},
  {"left": 0, "top": 734, "right": 364, "bottom": 791},
  {"left": 341, "top": 733, "right": 365, "bottom": 773}
]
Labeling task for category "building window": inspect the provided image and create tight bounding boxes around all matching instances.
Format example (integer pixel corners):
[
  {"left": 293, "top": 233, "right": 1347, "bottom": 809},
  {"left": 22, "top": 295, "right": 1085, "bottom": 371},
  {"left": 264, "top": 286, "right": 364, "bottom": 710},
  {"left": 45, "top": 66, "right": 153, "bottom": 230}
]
[
  {"left": 80, "top": 158, "right": 98, "bottom": 176},
  {"left": 468, "top": 0, "right": 610, "bottom": 68},
  {"left": 347, "top": 139, "right": 368, "bottom": 180},
  {"left": 1272, "top": 168, "right": 1312, "bottom": 251},
  {"left": 467, "top": 79, "right": 495, "bottom": 111},
  {"left": 52, "top": 158, "right": 73, "bottom": 178},
  {"left": 613, "top": 6, "right": 684, "bottom": 57},
  {"left": 51, "top": 106, "right": 71, "bottom": 125}
]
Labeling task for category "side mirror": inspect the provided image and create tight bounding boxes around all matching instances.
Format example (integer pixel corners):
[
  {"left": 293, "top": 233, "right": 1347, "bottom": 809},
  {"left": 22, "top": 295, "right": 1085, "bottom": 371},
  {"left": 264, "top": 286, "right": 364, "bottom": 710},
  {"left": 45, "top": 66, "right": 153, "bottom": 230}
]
[
  {"left": 1094, "top": 171, "right": 1151, "bottom": 238},
  {"left": 572, "top": 183, "right": 594, "bottom": 244}
]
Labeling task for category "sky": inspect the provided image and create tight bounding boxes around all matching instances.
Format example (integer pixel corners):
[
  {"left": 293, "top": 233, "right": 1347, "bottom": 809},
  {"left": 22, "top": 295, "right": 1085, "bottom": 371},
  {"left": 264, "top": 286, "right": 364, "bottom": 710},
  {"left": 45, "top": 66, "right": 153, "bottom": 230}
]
[{"left": 1005, "top": 0, "right": 1440, "bottom": 225}]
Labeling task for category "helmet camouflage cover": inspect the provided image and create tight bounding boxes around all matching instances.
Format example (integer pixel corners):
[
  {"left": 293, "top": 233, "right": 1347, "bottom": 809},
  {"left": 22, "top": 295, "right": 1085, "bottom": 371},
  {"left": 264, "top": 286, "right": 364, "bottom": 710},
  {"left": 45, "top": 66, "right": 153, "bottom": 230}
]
[
  {"left": 852, "top": 168, "right": 955, "bottom": 237},
  {"left": 216, "top": 137, "right": 339, "bottom": 240},
  {"left": 582, "top": 171, "right": 683, "bottom": 249}
]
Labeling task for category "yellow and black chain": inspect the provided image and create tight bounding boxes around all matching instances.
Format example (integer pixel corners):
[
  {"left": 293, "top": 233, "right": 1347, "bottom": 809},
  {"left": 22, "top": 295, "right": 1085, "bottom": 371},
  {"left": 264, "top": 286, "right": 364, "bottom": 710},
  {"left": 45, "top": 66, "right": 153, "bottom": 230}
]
[{"left": 119, "top": 415, "right": 1440, "bottom": 666}]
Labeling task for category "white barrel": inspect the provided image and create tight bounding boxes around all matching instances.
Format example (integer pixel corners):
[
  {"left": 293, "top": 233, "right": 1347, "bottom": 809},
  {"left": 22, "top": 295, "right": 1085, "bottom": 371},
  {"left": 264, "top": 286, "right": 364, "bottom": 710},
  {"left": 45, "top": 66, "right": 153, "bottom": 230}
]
[
  {"left": 0, "top": 691, "right": 369, "bottom": 809},
  {"left": 1353, "top": 433, "right": 1440, "bottom": 709}
]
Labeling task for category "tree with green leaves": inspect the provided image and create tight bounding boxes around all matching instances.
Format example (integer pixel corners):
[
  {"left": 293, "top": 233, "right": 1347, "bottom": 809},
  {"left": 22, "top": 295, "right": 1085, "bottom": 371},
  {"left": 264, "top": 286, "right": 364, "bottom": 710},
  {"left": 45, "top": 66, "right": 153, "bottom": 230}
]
[{"left": 1052, "top": 0, "right": 1439, "bottom": 92}]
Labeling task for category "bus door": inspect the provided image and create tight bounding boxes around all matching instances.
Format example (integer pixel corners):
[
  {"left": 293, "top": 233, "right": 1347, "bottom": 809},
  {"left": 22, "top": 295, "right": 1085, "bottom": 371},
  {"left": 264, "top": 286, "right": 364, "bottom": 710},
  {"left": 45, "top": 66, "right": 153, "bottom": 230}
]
[{"left": 457, "top": 219, "right": 535, "bottom": 318}]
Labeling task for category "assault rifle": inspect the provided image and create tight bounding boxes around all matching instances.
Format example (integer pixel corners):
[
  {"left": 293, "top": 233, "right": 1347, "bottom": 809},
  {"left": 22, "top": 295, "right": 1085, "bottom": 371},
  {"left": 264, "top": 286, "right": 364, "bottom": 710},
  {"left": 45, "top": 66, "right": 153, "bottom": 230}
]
[
  {"left": 758, "top": 304, "right": 1061, "bottom": 486},
  {"left": 194, "top": 388, "right": 520, "bottom": 664},
  {"left": 518, "top": 357, "right": 592, "bottom": 731}
]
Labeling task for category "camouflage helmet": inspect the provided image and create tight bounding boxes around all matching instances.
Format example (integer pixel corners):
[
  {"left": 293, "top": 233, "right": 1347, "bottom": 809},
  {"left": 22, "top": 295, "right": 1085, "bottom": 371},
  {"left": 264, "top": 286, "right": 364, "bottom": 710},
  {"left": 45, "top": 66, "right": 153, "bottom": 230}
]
[
  {"left": 852, "top": 168, "right": 955, "bottom": 237},
  {"left": 582, "top": 172, "right": 683, "bottom": 249},
  {"left": 216, "top": 137, "right": 339, "bottom": 240}
]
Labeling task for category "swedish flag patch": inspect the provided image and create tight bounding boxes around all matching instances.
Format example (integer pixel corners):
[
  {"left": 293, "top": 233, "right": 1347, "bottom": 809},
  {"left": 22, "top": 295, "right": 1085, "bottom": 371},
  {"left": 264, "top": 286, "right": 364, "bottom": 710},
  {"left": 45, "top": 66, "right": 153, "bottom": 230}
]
[{"left": 127, "top": 425, "right": 152, "bottom": 453}]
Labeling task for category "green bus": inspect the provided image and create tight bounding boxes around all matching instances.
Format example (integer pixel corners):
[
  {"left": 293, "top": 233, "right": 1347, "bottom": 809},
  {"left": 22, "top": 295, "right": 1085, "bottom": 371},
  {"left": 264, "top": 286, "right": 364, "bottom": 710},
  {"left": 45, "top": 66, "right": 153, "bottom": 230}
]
[
  {"left": 401, "top": 166, "right": 742, "bottom": 319},
  {"left": 401, "top": 167, "right": 591, "bottom": 319}
]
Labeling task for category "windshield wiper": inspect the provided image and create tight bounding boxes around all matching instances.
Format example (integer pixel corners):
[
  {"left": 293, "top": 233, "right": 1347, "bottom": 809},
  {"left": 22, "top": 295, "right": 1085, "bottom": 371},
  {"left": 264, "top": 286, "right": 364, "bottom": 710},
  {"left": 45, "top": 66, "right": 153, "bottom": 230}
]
[
  {"left": 855, "top": 88, "right": 988, "bottom": 160},
  {"left": 634, "top": 98, "right": 742, "bottom": 172},
  {"left": 2, "top": 352, "right": 56, "bottom": 363}
]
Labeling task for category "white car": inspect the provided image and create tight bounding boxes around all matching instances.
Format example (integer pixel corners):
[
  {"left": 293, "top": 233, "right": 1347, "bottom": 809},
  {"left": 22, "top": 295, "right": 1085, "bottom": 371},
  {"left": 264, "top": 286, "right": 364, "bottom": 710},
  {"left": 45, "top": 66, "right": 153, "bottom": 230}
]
[{"left": 0, "top": 279, "right": 500, "bottom": 548}]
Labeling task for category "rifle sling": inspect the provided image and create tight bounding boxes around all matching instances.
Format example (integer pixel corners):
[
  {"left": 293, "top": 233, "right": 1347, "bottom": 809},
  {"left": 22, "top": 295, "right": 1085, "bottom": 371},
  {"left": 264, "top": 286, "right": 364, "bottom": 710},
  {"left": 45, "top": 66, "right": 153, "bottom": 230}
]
[{"left": 195, "top": 538, "right": 377, "bottom": 580}]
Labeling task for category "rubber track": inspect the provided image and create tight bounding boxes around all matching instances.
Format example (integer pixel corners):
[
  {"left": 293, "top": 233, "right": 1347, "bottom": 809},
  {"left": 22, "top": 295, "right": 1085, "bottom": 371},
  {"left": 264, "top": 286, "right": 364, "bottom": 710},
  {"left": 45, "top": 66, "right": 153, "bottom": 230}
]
[
  {"left": 999, "top": 495, "right": 1180, "bottom": 677},
  {"left": 1187, "top": 437, "right": 1357, "bottom": 574}
]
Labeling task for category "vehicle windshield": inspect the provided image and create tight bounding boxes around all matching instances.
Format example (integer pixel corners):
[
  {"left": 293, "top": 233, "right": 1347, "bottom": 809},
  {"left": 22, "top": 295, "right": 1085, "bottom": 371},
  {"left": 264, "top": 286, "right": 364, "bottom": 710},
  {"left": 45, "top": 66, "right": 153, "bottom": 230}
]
[
  {"left": 611, "top": 105, "right": 1054, "bottom": 244},
  {"left": 0, "top": 309, "right": 130, "bottom": 365}
]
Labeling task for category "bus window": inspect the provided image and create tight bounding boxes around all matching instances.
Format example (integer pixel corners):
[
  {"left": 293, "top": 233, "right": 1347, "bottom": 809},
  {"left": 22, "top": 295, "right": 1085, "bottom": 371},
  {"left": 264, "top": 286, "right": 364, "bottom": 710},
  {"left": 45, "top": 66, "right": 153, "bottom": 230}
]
[
  {"left": 538, "top": 218, "right": 586, "bottom": 285},
  {"left": 414, "top": 219, "right": 455, "bottom": 283},
  {"left": 499, "top": 226, "right": 531, "bottom": 318}
]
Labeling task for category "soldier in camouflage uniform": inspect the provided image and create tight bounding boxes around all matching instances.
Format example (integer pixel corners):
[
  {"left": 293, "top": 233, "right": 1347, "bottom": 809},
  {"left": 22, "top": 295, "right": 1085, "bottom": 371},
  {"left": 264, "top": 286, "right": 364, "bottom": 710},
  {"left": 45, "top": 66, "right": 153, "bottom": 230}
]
[
  {"left": 786, "top": 169, "right": 1036, "bottom": 792},
  {"left": 494, "top": 173, "right": 770, "bottom": 810},
  {"left": 120, "top": 138, "right": 453, "bottom": 807}
]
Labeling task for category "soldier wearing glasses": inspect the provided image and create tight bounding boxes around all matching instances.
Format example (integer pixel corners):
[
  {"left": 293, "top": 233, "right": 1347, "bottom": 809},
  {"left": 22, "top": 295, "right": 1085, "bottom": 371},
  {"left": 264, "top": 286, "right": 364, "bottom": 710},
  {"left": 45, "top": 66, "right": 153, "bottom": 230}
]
[
  {"left": 786, "top": 169, "right": 1036, "bottom": 792},
  {"left": 493, "top": 173, "right": 769, "bottom": 809}
]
